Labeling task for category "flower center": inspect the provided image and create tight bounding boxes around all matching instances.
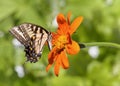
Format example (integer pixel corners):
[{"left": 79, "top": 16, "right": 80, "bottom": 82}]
[{"left": 55, "top": 35, "right": 67, "bottom": 49}]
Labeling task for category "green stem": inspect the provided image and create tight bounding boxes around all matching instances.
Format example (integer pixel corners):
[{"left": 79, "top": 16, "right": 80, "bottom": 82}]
[{"left": 80, "top": 42, "right": 120, "bottom": 49}]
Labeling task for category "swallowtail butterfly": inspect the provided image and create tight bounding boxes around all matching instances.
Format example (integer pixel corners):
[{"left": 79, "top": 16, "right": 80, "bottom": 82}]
[{"left": 9, "top": 23, "right": 52, "bottom": 63}]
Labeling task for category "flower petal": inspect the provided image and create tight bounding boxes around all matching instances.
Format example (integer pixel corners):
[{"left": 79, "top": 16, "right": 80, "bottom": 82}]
[
  {"left": 67, "top": 33, "right": 72, "bottom": 44},
  {"left": 61, "top": 51, "right": 69, "bottom": 69},
  {"left": 46, "top": 48, "right": 58, "bottom": 72},
  {"left": 57, "top": 13, "right": 66, "bottom": 24},
  {"left": 67, "top": 12, "right": 71, "bottom": 25},
  {"left": 54, "top": 57, "right": 61, "bottom": 76},
  {"left": 57, "top": 13, "right": 69, "bottom": 35},
  {"left": 48, "top": 47, "right": 58, "bottom": 64},
  {"left": 57, "top": 23, "right": 69, "bottom": 35},
  {"left": 51, "top": 32, "right": 59, "bottom": 45},
  {"left": 70, "top": 16, "right": 83, "bottom": 35},
  {"left": 66, "top": 40, "right": 80, "bottom": 54},
  {"left": 46, "top": 64, "right": 52, "bottom": 72}
]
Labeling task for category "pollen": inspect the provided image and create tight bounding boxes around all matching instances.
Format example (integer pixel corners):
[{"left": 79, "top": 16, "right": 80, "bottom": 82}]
[{"left": 55, "top": 35, "right": 67, "bottom": 49}]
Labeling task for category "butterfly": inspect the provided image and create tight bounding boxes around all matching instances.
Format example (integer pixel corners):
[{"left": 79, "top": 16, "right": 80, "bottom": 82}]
[{"left": 9, "top": 23, "right": 52, "bottom": 63}]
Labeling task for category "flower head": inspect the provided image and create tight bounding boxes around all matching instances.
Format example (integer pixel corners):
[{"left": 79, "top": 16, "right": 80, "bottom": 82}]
[{"left": 46, "top": 13, "right": 83, "bottom": 76}]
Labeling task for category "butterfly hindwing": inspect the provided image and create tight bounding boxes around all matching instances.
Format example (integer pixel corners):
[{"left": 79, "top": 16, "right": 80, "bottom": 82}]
[{"left": 10, "top": 23, "right": 52, "bottom": 63}]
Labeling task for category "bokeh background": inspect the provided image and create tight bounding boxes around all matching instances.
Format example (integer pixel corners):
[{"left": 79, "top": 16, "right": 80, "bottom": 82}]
[{"left": 0, "top": 0, "right": 120, "bottom": 86}]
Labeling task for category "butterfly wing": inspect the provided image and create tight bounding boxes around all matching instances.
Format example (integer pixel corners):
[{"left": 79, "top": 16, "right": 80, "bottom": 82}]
[
  {"left": 9, "top": 26, "right": 27, "bottom": 45},
  {"left": 10, "top": 23, "right": 52, "bottom": 63}
]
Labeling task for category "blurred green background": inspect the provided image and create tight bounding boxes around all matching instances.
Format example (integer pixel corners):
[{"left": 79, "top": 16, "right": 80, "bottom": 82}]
[{"left": 0, "top": 0, "right": 120, "bottom": 86}]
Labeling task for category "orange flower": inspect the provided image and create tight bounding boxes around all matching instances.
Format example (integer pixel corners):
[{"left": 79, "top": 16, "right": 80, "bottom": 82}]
[{"left": 46, "top": 13, "right": 83, "bottom": 76}]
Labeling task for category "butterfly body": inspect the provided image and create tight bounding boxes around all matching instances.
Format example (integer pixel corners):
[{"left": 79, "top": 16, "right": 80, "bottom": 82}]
[{"left": 10, "top": 23, "right": 52, "bottom": 63}]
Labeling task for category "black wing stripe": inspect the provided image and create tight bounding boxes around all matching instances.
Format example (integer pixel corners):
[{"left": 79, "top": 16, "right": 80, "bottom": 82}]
[
  {"left": 9, "top": 29, "right": 27, "bottom": 45},
  {"left": 19, "top": 25, "right": 31, "bottom": 41},
  {"left": 34, "top": 26, "right": 38, "bottom": 33}
]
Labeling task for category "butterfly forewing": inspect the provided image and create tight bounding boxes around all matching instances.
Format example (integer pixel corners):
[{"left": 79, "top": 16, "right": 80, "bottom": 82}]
[
  {"left": 10, "top": 26, "right": 27, "bottom": 45},
  {"left": 10, "top": 23, "right": 52, "bottom": 63}
]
